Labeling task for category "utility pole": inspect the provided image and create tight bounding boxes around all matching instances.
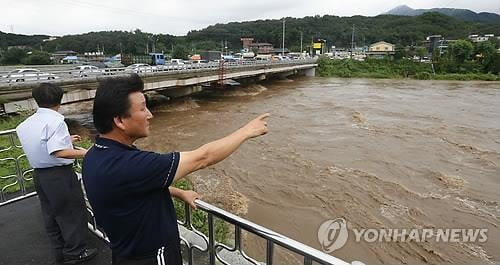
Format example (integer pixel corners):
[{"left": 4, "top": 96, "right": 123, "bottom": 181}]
[
  {"left": 351, "top": 24, "right": 355, "bottom": 58},
  {"left": 300, "top": 31, "right": 303, "bottom": 54},
  {"left": 310, "top": 36, "right": 313, "bottom": 56},
  {"left": 282, "top": 18, "right": 286, "bottom": 56}
]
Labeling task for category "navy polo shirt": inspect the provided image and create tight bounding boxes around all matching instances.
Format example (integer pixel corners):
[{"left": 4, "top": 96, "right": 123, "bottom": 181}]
[{"left": 82, "top": 136, "right": 181, "bottom": 263}]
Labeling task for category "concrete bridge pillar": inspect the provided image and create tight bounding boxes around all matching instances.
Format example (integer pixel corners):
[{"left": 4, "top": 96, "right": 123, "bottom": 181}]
[
  {"left": 278, "top": 71, "right": 295, "bottom": 79},
  {"left": 159, "top": 85, "right": 203, "bottom": 98},
  {"left": 303, "top": 67, "right": 316, "bottom": 77}
]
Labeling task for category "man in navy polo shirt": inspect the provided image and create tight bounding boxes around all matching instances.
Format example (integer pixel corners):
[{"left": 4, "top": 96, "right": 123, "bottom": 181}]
[{"left": 83, "top": 74, "right": 269, "bottom": 265}]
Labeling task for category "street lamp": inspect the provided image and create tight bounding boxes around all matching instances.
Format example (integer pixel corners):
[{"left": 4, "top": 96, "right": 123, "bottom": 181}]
[
  {"left": 282, "top": 18, "right": 285, "bottom": 57},
  {"left": 300, "top": 31, "right": 303, "bottom": 54}
]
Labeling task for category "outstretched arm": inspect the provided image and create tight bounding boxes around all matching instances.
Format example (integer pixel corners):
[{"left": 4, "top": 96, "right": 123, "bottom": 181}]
[{"left": 173, "top": 113, "right": 270, "bottom": 181}]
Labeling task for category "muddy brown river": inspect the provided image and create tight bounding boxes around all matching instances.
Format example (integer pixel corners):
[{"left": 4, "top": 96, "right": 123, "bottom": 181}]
[{"left": 67, "top": 77, "right": 500, "bottom": 265}]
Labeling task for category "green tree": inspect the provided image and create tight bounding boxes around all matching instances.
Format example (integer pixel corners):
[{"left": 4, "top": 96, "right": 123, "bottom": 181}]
[
  {"left": 394, "top": 45, "right": 409, "bottom": 60},
  {"left": 24, "top": 51, "right": 52, "bottom": 65},
  {"left": 448, "top": 40, "right": 473, "bottom": 64},
  {"left": 415, "top": 47, "right": 428, "bottom": 58},
  {"left": 0, "top": 48, "right": 27, "bottom": 65},
  {"left": 191, "top": 40, "right": 218, "bottom": 51},
  {"left": 491, "top": 54, "right": 500, "bottom": 75},
  {"left": 474, "top": 41, "right": 496, "bottom": 72},
  {"left": 172, "top": 45, "right": 189, "bottom": 59}
]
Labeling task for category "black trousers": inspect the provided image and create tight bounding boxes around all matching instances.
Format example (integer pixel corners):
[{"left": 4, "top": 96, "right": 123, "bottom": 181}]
[{"left": 34, "top": 165, "right": 88, "bottom": 257}]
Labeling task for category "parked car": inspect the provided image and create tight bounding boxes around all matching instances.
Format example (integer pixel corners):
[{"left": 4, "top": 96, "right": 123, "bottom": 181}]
[
  {"left": 185, "top": 60, "right": 207, "bottom": 69},
  {"left": 191, "top": 60, "right": 208, "bottom": 64},
  {"left": 3, "top": 68, "right": 59, "bottom": 83},
  {"left": 222, "top": 55, "right": 238, "bottom": 62},
  {"left": 254, "top": 55, "right": 272, "bottom": 61},
  {"left": 272, "top": 55, "right": 288, "bottom": 61},
  {"left": 162, "top": 63, "right": 187, "bottom": 71},
  {"left": 69, "top": 65, "right": 102, "bottom": 77},
  {"left": 170, "top": 59, "right": 185, "bottom": 65},
  {"left": 125, "top": 63, "right": 156, "bottom": 73}
]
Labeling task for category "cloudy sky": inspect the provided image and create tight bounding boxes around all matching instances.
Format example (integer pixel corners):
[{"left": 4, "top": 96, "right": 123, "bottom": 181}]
[{"left": 1, "top": 0, "right": 498, "bottom": 36}]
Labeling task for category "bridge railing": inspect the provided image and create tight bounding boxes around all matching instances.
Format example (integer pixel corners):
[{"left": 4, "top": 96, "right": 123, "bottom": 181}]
[
  {"left": 0, "top": 58, "right": 317, "bottom": 85},
  {"left": 0, "top": 128, "right": 359, "bottom": 265}
]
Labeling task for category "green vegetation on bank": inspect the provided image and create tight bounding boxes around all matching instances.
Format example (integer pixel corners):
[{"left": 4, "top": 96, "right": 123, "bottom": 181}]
[
  {"left": 318, "top": 58, "right": 431, "bottom": 79},
  {"left": 0, "top": 49, "right": 52, "bottom": 65},
  {"left": 318, "top": 58, "right": 500, "bottom": 81},
  {"left": 318, "top": 39, "right": 500, "bottom": 81}
]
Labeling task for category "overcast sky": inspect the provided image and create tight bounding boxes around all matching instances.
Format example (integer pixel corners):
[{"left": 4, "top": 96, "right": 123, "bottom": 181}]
[{"left": 1, "top": 0, "right": 498, "bottom": 36}]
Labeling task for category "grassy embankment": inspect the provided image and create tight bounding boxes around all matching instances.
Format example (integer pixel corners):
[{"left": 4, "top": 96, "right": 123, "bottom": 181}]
[{"left": 317, "top": 57, "right": 500, "bottom": 81}]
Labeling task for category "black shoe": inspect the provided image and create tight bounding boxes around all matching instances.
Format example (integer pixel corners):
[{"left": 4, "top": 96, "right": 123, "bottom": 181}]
[{"left": 63, "top": 248, "right": 97, "bottom": 265}]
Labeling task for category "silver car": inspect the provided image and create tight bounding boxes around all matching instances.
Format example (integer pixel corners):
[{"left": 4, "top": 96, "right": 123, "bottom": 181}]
[
  {"left": 4, "top": 68, "right": 59, "bottom": 83},
  {"left": 125, "top": 63, "right": 157, "bottom": 73},
  {"left": 69, "top": 65, "right": 103, "bottom": 77}
]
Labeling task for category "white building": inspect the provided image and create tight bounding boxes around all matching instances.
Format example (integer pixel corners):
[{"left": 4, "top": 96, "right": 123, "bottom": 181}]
[{"left": 468, "top": 34, "right": 495, "bottom": 42}]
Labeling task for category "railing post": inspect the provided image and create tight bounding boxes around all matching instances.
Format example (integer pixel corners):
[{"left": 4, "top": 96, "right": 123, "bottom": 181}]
[
  {"left": 266, "top": 240, "right": 274, "bottom": 265},
  {"left": 208, "top": 213, "right": 216, "bottom": 265},
  {"left": 181, "top": 201, "right": 195, "bottom": 265},
  {"left": 9, "top": 133, "right": 25, "bottom": 194},
  {"left": 234, "top": 226, "right": 241, "bottom": 250},
  {"left": 184, "top": 200, "right": 191, "bottom": 227}
]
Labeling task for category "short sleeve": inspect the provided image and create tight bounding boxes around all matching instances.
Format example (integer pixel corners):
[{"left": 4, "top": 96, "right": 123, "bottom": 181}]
[
  {"left": 123, "top": 151, "right": 180, "bottom": 193},
  {"left": 46, "top": 121, "right": 73, "bottom": 155}
]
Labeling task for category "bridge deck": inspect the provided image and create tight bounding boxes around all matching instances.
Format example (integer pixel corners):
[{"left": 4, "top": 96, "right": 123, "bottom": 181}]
[{"left": 0, "top": 196, "right": 111, "bottom": 265}]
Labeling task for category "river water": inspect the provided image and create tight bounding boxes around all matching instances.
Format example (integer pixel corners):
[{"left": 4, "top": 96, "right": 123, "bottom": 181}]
[{"left": 67, "top": 77, "right": 500, "bottom": 265}]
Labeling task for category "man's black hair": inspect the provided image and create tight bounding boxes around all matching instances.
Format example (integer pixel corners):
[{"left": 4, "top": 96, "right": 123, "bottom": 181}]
[
  {"left": 93, "top": 74, "right": 144, "bottom": 134},
  {"left": 32, "top": 83, "right": 64, "bottom": 108}
]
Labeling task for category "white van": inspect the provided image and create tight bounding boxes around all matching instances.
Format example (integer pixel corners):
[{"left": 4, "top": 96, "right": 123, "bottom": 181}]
[{"left": 170, "top": 59, "right": 185, "bottom": 65}]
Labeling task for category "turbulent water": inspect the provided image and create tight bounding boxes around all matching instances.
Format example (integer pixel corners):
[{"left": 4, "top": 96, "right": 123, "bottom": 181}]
[{"left": 67, "top": 77, "right": 500, "bottom": 265}]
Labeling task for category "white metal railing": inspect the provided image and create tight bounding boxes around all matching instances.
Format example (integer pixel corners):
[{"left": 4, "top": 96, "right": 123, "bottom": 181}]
[
  {"left": 0, "top": 59, "right": 317, "bottom": 86},
  {"left": 0, "top": 128, "right": 359, "bottom": 265},
  {"left": 0, "top": 128, "right": 35, "bottom": 206}
]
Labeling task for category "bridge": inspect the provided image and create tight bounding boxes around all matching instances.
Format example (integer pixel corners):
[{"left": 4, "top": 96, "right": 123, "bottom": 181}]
[
  {"left": 0, "top": 59, "right": 317, "bottom": 113},
  {"left": 0, "top": 128, "right": 363, "bottom": 265}
]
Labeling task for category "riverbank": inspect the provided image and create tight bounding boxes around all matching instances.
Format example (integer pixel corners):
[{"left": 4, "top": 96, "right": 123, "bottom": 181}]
[{"left": 318, "top": 57, "right": 500, "bottom": 81}]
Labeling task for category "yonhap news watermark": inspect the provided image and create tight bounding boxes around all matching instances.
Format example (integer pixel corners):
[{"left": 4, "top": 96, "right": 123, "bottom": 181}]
[{"left": 318, "top": 218, "right": 488, "bottom": 253}]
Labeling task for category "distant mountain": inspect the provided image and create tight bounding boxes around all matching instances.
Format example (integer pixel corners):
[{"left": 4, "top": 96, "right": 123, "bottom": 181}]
[
  {"left": 384, "top": 5, "right": 500, "bottom": 23},
  {"left": 0, "top": 31, "right": 50, "bottom": 49}
]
